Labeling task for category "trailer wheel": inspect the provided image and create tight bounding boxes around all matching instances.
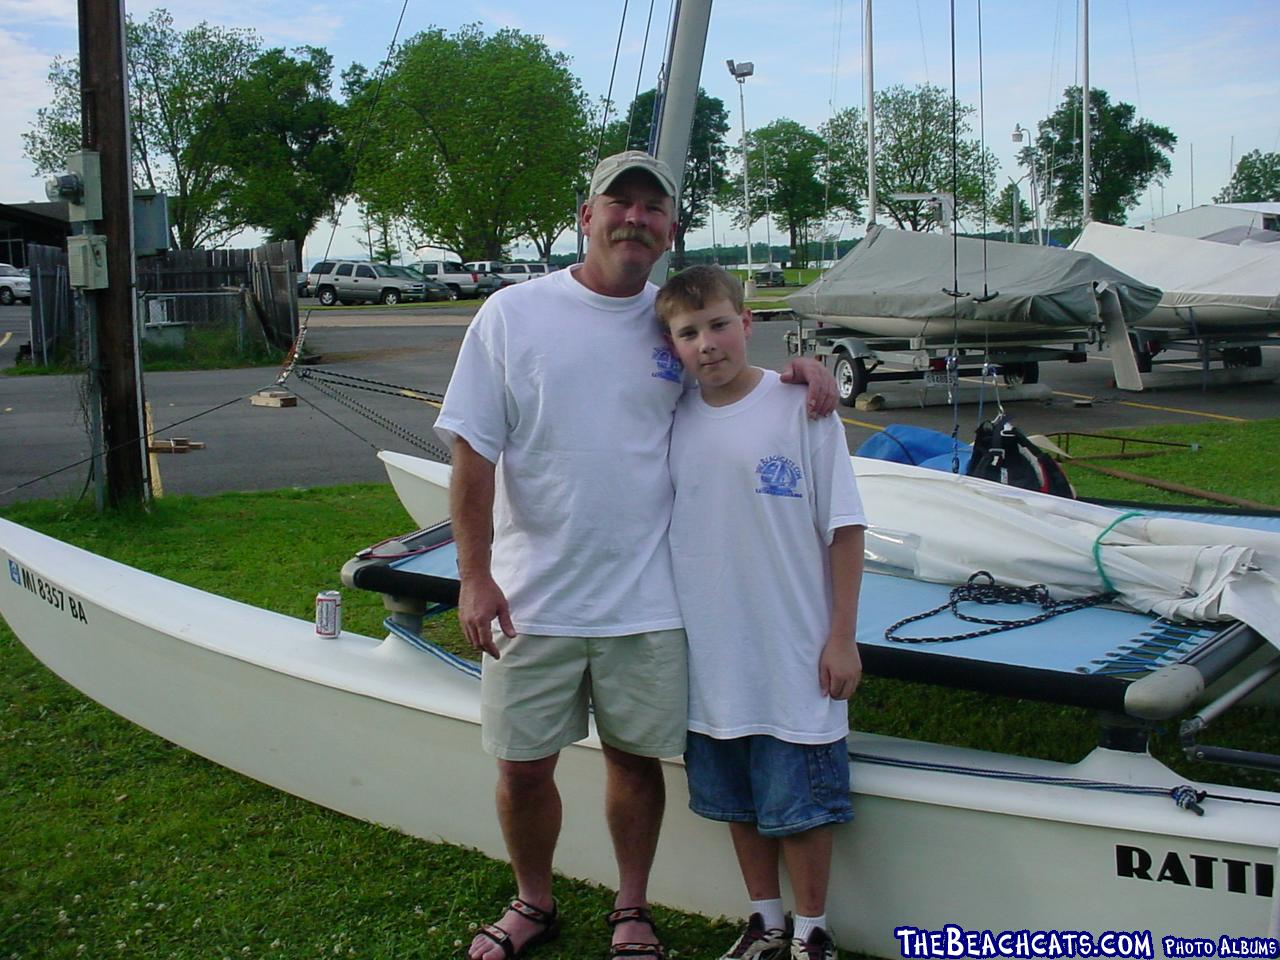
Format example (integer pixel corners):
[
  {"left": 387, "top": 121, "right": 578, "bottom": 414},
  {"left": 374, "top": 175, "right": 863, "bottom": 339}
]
[
  {"left": 834, "top": 353, "right": 867, "bottom": 406},
  {"left": 1001, "top": 361, "right": 1039, "bottom": 386}
]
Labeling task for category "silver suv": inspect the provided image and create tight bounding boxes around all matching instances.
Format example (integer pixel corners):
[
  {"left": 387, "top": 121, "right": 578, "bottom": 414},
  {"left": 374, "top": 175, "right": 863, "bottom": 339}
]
[
  {"left": 0, "top": 264, "right": 31, "bottom": 305},
  {"left": 311, "top": 261, "right": 428, "bottom": 306}
]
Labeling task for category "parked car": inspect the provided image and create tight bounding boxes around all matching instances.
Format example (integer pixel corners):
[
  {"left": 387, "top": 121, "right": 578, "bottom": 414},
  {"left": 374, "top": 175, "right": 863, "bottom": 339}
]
[
  {"left": 394, "top": 266, "right": 453, "bottom": 301},
  {"left": 406, "top": 260, "right": 480, "bottom": 299},
  {"left": 297, "top": 271, "right": 309, "bottom": 298},
  {"left": 464, "top": 260, "right": 507, "bottom": 276},
  {"left": 498, "top": 262, "right": 553, "bottom": 283},
  {"left": 475, "top": 271, "right": 518, "bottom": 298},
  {"left": 0, "top": 263, "right": 31, "bottom": 305},
  {"left": 753, "top": 264, "right": 787, "bottom": 287},
  {"left": 310, "top": 261, "right": 429, "bottom": 306}
]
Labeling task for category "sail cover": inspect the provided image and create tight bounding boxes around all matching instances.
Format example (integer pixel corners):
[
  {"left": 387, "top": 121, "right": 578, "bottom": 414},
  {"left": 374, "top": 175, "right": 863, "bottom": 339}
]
[
  {"left": 788, "top": 224, "right": 1161, "bottom": 329},
  {"left": 1071, "top": 222, "right": 1280, "bottom": 320},
  {"left": 855, "top": 458, "right": 1280, "bottom": 649}
]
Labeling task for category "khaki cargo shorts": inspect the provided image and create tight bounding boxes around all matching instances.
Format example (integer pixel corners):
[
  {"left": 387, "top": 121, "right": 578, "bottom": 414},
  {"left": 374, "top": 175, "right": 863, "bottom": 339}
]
[{"left": 480, "top": 629, "right": 688, "bottom": 762}]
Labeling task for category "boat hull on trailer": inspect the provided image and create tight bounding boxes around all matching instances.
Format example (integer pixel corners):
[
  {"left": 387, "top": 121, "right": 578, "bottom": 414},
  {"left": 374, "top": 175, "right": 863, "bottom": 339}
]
[{"left": 1, "top": 516, "right": 1275, "bottom": 957}]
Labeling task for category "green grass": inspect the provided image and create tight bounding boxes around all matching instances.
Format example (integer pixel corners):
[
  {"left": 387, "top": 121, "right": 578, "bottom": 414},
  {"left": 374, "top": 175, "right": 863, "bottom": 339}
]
[
  {"left": 1053, "top": 420, "right": 1280, "bottom": 508},
  {"left": 0, "top": 490, "right": 743, "bottom": 960},
  {"left": 7, "top": 325, "right": 285, "bottom": 377},
  {"left": 139, "top": 324, "right": 284, "bottom": 373},
  {"left": 3, "top": 421, "right": 1279, "bottom": 958}
]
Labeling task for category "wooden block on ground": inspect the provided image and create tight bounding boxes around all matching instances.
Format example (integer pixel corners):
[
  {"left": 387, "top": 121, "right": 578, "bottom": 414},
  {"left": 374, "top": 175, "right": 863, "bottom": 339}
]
[
  {"left": 854, "top": 393, "right": 886, "bottom": 411},
  {"left": 250, "top": 389, "right": 297, "bottom": 408}
]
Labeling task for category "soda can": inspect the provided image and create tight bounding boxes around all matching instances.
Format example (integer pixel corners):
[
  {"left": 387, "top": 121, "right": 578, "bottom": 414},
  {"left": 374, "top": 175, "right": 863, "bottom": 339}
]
[{"left": 315, "top": 590, "right": 342, "bottom": 638}]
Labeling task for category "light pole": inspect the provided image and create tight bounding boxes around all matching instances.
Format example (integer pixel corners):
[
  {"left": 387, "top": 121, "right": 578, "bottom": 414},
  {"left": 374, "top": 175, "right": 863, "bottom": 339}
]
[
  {"left": 727, "top": 58, "right": 755, "bottom": 296},
  {"left": 1011, "top": 124, "right": 1044, "bottom": 244}
]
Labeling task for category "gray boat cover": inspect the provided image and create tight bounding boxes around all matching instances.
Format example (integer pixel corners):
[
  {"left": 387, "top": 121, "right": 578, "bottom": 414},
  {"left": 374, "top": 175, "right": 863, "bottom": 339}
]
[
  {"left": 1072, "top": 222, "right": 1280, "bottom": 318},
  {"left": 788, "top": 224, "right": 1162, "bottom": 329}
]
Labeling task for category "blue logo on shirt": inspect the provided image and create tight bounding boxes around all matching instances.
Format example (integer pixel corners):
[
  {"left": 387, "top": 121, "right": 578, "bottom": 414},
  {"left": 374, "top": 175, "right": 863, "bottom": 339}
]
[
  {"left": 8, "top": 560, "right": 20, "bottom": 586},
  {"left": 651, "top": 345, "right": 683, "bottom": 383},
  {"left": 755, "top": 456, "right": 803, "bottom": 498}
]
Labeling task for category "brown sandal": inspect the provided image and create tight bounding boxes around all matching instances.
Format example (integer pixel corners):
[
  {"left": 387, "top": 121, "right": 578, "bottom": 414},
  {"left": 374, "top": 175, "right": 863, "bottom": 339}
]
[
  {"left": 473, "top": 898, "right": 560, "bottom": 959},
  {"left": 605, "top": 906, "right": 665, "bottom": 959}
]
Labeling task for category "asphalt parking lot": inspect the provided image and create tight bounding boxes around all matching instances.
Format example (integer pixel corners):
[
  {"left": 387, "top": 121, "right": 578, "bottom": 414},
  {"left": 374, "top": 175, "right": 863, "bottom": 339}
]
[{"left": 1, "top": 300, "right": 1277, "bottom": 507}]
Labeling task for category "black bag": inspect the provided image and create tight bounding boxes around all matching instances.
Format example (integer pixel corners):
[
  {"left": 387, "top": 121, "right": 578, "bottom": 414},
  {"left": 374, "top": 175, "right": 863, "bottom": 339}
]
[{"left": 966, "top": 414, "right": 1074, "bottom": 498}]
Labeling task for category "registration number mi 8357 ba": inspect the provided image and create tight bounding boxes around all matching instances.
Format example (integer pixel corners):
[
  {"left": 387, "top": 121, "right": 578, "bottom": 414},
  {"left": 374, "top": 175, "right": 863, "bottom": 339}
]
[{"left": 7, "top": 559, "right": 89, "bottom": 624}]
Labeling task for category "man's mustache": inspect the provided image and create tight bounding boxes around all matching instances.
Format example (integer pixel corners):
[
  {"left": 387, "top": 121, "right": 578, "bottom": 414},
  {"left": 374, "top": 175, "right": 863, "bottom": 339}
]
[{"left": 608, "top": 227, "right": 660, "bottom": 248}]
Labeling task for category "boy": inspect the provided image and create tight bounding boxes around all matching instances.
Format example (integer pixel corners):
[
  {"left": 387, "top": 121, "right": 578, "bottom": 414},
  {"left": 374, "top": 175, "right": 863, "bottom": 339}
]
[{"left": 656, "top": 265, "right": 866, "bottom": 960}]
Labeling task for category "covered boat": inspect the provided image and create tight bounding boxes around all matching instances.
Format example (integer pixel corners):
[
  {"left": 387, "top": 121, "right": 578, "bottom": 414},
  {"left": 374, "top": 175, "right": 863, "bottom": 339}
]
[
  {"left": 786, "top": 224, "right": 1162, "bottom": 344},
  {"left": 1071, "top": 222, "right": 1280, "bottom": 336}
]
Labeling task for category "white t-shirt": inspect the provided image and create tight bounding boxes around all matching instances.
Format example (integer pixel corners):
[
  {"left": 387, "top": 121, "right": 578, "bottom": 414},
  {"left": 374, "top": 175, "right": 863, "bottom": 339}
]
[
  {"left": 669, "top": 370, "right": 866, "bottom": 743},
  {"left": 435, "top": 267, "right": 685, "bottom": 636}
]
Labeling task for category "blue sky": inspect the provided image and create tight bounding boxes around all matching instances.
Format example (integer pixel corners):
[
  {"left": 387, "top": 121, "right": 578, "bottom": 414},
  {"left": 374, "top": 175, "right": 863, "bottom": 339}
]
[{"left": 2, "top": 0, "right": 1277, "bottom": 260}]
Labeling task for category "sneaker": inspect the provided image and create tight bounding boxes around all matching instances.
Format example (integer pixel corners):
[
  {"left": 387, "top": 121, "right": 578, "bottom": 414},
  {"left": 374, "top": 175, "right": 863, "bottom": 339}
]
[
  {"left": 720, "top": 912, "right": 789, "bottom": 959},
  {"left": 790, "top": 926, "right": 838, "bottom": 960}
]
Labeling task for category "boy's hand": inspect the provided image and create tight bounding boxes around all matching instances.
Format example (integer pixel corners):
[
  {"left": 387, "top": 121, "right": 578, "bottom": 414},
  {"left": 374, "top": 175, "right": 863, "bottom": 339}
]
[
  {"left": 779, "top": 356, "right": 837, "bottom": 418},
  {"left": 819, "top": 637, "right": 862, "bottom": 701}
]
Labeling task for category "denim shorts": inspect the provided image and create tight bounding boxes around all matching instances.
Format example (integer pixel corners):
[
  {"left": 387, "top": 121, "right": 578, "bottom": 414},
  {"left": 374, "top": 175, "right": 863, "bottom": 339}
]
[{"left": 684, "top": 732, "right": 853, "bottom": 837}]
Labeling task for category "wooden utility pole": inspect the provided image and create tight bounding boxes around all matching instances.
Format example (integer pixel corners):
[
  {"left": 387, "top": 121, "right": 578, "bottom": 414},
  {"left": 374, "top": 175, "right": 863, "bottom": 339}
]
[{"left": 79, "top": 0, "right": 148, "bottom": 507}]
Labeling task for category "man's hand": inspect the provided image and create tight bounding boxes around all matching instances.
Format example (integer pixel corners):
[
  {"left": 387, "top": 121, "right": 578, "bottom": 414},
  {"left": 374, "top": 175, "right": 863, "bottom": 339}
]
[
  {"left": 819, "top": 637, "right": 862, "bottom": 701},
  {"left": 780, "top": 356, "right": 838, "bottom": 418},
  {"left": 458, "top": 574, "right": 516, "bottom": 659}
]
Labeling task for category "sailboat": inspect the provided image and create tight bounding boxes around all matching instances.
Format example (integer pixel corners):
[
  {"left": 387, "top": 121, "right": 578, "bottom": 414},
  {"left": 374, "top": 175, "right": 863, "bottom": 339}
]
[{"left": 5, "top": 448, "right": 1279, "bottom": 957}]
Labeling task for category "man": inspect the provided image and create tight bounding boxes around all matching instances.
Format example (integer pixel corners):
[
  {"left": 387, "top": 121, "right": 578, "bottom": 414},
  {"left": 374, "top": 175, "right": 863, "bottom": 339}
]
[{"left": 435, "top": 150, "right": 835, "bottom": 960}]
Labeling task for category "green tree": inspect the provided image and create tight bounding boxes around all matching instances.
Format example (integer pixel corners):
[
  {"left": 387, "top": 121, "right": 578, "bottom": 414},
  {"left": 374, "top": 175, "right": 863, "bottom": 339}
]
[
  {"left": 818, "top": 105, "right": 868, "bottom": 225},
  {"left": 725, "top": 119, "right": 834, "bottom": 268},
  {"left": 200, "top": 47, "right": 351, "bottom": 270},
  {"left": 841, "top": 84, "right": 996, "bottom": 232},
  {"left": 23, "top": 9, "right": 261, "bottom": 248},
  {"left": 601, "top": 88, "right": 731, "bottom": 267},
  {"left": 1027, "top": 86, "right": 1175, "bottom": 228},
  {"left": 21, "top": 56, "right": 82, "bottom": 176},
  {"left": 993, "top": 182, "right": 1035, "bottom": 236},
  {"left": 345, "top": 24, "right": 592, "bottom": 262},
  {"left": 1214, "top": 150, "right": 1280, "bottom": 203}
]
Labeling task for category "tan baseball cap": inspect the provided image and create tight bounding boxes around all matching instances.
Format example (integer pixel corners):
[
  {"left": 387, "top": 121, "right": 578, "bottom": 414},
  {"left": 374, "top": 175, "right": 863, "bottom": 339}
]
[{"left": 589, "top": 150, "right": 677, "bottom": 199}]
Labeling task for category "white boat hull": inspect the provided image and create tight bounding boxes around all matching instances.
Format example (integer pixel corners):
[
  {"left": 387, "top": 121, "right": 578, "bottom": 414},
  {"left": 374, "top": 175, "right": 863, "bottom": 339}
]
[
  {"left": 2, "top": 517, "right": 1277, "bottom": 957},
  {"left": 811, "top": 314, "right": 1089, "bottom": 344}
]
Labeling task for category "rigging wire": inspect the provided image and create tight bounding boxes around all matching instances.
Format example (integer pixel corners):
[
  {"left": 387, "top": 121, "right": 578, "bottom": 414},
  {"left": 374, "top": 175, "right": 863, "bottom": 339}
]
[
  {"left": 822, "top": 0, "right": 846, "bottom": 266},
  {"left": 626, "top": 0, "right": 660, "bottom": 149},
  {"left": 946, "top": 0, "right": 964, "bottom": 474},
  {"left": 1123, "top": 0, "right": 1157, "bottom": 225},
  {"left": 913, "top": 0, "right": 930, "bottom": 86},
  {"left": 0, "top": 396, "right": 246, "bottom": 500},
  {"left": 593, "top": 0, "right": 633, "bottom": 169}
]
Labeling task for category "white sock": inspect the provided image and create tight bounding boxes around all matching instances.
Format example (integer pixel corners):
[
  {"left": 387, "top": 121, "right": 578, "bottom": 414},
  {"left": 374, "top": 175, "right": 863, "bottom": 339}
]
[
  {"left": 750, "top": 898, "right": 786, "bottom": 933},
  {"left": 794, "top": 913, "right": 828, "bottom": 943}
]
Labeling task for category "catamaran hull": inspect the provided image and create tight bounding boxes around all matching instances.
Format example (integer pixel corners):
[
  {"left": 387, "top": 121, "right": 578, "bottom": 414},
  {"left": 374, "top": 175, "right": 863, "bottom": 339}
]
[{"left": 1, "top": 517, "right": 1275, "bottom": 958}]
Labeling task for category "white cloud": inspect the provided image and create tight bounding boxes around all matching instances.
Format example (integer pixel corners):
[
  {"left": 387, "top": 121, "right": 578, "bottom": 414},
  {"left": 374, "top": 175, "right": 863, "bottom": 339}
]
[{"left": 0, "top": 27, "right": 65, "bottom": 202}]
